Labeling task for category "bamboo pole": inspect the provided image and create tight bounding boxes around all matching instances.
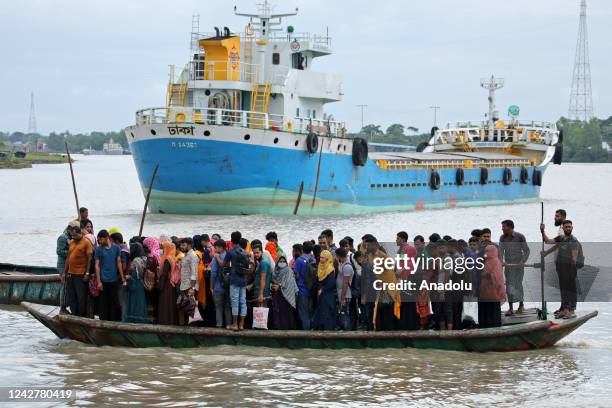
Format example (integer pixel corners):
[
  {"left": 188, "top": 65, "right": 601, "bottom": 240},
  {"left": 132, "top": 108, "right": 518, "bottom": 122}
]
[
  {"left": 65, "top": 142, "right": 80, "bottom": 220},
  {"left": 539, "top": 202, "right": 547, "bottom": 319},
  {"left": 138, "top": 164, "right": 159, "bottom": 237},
  {"left": 293, "top": 181, "right": 304, "bottom": 215}
]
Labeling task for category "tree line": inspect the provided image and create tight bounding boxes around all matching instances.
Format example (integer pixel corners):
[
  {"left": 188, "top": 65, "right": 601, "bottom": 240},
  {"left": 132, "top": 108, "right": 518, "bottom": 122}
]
[
  {"left": 0, "top": 131, "right": 127, "bottom": 153},
  {"left": 1, "top": 116, "right": 611, "bottom": 162}
]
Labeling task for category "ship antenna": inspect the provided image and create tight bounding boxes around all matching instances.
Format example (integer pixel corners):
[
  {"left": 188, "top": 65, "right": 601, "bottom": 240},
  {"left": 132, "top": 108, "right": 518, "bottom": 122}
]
[
  {"left": 234, "top": 1, "right": 298, "bottom": 40},
  {"left": 480, "top": 75, "right": 504, "bottom": 137}
]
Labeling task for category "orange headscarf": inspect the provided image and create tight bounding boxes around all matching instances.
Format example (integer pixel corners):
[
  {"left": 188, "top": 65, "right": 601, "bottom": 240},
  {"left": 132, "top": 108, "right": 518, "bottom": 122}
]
[
  {"left": 159, "top": 241, "right": 176, "bottom": 279},
  {"left": 372, "top": 249, "right": 402, "bottom": 320}
]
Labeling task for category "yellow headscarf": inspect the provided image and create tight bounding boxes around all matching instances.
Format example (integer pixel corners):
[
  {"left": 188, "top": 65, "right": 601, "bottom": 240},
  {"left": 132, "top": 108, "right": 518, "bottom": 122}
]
[
  {"left": 372, "top": 249, "right": 402, "bottom": 320},
  {"left": 317, "top": 250, "right": 335, "bottom": 281}
]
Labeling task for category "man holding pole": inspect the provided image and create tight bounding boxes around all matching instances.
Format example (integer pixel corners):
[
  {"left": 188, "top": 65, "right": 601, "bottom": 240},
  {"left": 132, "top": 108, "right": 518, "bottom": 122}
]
[{"left": 499, "top": 220, "right": 530, "bottom": 316}]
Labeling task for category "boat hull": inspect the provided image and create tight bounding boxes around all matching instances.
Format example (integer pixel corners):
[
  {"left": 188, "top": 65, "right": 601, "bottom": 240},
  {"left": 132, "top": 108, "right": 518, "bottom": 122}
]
[
  {"left": 21, "top": 302, "right": 596, "bottom": 352},
  {"left": 127, "top": 124, "right": 547, "bottom": 215},
  {"left": 0, "top": 273, "right": 61, "bottom": 306}
]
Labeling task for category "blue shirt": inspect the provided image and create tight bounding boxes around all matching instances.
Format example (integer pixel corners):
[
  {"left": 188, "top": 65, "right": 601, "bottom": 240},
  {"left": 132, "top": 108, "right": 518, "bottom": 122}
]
[
  {"left": 294, "top": 255, "right": 313, "bottom": 297},
  {"left": 95, "top": 243, "right": 121, "bottom": 283},
  {"left": 253, "top": 258, "right": 272, "bottom": 298},
  {"left": 210, "top": 252, "right": 226, "bottom": 294},
  {"left": 225, "top": 247, "right": 247, "bottom": 287}
]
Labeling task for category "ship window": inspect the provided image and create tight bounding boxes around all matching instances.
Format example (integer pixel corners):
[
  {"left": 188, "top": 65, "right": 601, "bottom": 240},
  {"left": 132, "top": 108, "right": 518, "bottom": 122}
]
[
  {"left": 312, "top": 110, "right": 316, "bottom": 118},
  {"left": 376, "top": 184, "right": 382, "bottom": 188},
  {"left": 292, "top": 53, "right": 305, "bottom": 70},
  {"left": 272, "top": 53, "right": 280, "bottom": 65},
  {"left": 244, "top": 134, "right": 251, "bottom": 141},
  {"left": 204, "top": 130, "right": 210, "bottom": 136},
  {"left": 150, "top": 129, "right": 156, "bottom": 135},
  {"left": 294, "top": 140, "right": 299, "bottom": 147},
  {"left": 273, "top": 137, "right": 279, "bottom": 144},
  {"left": 296, "top": 108, "right": 300, "bottom": 117}
]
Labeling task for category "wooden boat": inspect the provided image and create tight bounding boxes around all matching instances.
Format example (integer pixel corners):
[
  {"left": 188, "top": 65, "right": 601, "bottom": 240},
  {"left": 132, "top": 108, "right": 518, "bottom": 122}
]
[
  {"left": 0, "top": 262, "right": 57, "bottom": 275},
  {"left": 22, "top": 302, "right": 597, "bottom": 352},
  {"left": 0, "top": 263, "right": 60, "bottom": 305}
]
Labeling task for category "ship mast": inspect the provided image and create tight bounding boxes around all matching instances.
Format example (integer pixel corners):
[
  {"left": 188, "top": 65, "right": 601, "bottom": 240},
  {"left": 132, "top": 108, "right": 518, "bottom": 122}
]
[
  {"left": 234, "top": 2, "right": 298, "bottom": 83},
  {"left": 480, "top": 75, "right": 504, "bottom": 136}
]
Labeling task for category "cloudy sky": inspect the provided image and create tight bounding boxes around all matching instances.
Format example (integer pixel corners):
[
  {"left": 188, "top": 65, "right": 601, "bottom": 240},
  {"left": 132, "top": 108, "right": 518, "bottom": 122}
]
[{"left": 1, "top": 0, "right": 609, "bottom": 134}]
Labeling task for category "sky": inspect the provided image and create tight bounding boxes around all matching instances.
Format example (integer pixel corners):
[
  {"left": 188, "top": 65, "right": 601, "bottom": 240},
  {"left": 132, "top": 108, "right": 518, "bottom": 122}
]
[{"left": 1, "top": 0, "right": 610, "bottom": 135}]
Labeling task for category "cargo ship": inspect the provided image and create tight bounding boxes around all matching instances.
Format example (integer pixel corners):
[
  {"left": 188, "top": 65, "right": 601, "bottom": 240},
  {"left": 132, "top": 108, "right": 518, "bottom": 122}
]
[{"left": 125, "top": 1, "right": 563, "bottom": 215}]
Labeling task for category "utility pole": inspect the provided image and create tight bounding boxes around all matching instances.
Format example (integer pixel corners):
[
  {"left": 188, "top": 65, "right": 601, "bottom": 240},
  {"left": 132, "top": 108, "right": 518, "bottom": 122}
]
[
  {"left": 429, "top": 106, "right": 440, "bottom": 127},
  {"left": 356, "top": 104, "right": 367, "bottom": 133}
]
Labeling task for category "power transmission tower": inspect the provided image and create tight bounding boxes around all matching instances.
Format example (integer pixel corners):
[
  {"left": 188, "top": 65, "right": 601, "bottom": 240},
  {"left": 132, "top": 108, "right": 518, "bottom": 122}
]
[
  {"left": 28, "top": 91, "right": 37, "bottom": 134},
  {"left": 568, "top": 0, "right": 594, "bottom": 121},
  {"left": 356, "top": 104, "right": 367, "bottom": 131}
]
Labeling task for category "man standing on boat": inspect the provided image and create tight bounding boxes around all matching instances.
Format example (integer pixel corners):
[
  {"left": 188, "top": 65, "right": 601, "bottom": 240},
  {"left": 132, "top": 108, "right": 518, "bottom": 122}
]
[
  {"left": 95, "top": 229, "right": 125, "bottom": 321},
  {"left": 179, "top": 237, "right": 199, "bottom": 325},
  {"left": 499, "top": 220, "right": 530, "bottom": 316},
  {"left": 540, "top": 220, "right": 580, "bottom": 319},
  {"left": 57, "top": 220, "right": 78, "bottom": 315},
  {"left": 64, "top": 223, "right": 94, "bottom": 317}
]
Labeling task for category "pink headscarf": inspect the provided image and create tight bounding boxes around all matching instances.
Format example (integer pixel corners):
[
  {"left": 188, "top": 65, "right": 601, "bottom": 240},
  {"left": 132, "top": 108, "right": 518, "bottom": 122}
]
[
  {"left": 480, "top": 244, "right": 506, "bottom": 303},
  {"left": 143, "top": 236, "right": 161, "bottom": 263}
]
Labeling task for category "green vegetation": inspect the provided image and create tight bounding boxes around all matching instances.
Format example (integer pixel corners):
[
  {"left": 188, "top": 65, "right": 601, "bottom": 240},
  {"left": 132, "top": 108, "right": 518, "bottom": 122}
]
[
  {"left": 0, "top": 131, "right": 127, "bottom": 153},
  {"left": 0, "top": 151, "right": 68, "bottom": 169},
  {"left": 557, "top": 117, "right": 611, "bottom": 163},
  {"left": 350, "top": 124, "right": 430, "bottom": 148}
]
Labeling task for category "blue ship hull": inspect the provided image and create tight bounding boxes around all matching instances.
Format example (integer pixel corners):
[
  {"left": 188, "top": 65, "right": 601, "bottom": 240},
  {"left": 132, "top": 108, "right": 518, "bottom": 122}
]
[{"left": 130, "top": 135, "right": 545, "bottom": 215}]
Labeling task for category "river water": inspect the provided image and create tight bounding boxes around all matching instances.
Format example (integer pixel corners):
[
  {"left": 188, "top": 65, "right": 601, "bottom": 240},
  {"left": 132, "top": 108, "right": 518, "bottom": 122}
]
[{"left": 0, "top": 156, "right": 611, "bottom": 407}]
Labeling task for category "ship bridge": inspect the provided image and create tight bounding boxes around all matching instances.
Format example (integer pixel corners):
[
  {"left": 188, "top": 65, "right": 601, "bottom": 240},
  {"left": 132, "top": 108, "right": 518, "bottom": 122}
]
[{"left": 163, "top": 1, "right": 341, "bottom": 134}]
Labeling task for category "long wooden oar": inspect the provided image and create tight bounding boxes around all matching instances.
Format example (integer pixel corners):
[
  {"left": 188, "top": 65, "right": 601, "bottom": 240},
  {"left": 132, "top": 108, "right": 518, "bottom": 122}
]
[
  {"left": 65, "top": 142, "right": 80, "bottom": 220},
  {"left": 138, "top": 164, "right": 159, "bottom": 237},
  {"left": 539, "top": 201, "right": 548, "bottom": 320},
  {"left": 293, "top": 181, "right": 304, "bottom": 215}
]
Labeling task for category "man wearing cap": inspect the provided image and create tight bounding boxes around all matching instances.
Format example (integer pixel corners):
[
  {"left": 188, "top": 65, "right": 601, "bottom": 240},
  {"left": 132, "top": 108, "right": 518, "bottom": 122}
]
[{"left": 57, "top": 220, "right": 79, "bottom": 314}]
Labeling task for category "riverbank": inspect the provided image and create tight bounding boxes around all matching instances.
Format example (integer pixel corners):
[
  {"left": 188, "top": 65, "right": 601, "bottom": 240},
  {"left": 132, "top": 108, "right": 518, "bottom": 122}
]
[{"left": 0, "top": 152, "right": 69, "bottom": 169}]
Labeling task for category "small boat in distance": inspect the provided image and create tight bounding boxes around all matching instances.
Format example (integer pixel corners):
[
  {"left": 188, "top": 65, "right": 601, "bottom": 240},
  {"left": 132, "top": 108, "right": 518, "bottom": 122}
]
[
  {"left": 22, "top": 302, "right": 597, "bottom": 352},
  {"left": 0, "top": 263, "right": 60, "bottom": 306}
]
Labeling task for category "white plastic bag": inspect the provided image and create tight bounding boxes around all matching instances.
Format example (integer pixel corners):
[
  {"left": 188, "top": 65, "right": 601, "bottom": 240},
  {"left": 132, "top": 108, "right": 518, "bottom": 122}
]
[
  {"left": 252, "top": 307, "right": 269, "bottom": 330},
  {"left": 188, "top": 305, "right": 203, "bottom": 325}
]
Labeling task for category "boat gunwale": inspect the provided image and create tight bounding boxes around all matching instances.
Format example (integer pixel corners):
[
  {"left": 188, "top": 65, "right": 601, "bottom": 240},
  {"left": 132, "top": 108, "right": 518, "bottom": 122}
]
[
  {"left": 47, "top": 308, "right": 597, "bottom": 341},
  {"left": 0, "top": 273, "right": 60, "bottom": 283}
]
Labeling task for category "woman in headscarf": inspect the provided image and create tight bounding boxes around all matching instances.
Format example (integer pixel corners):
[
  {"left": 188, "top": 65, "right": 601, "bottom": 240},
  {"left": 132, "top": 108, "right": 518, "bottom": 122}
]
[
  {"left": 157, "top": 241, "right": 178, "bottom": 325},
  {"left": 312, "top": 250, "right": 337, "bottom": 330},
  {"left": 143, "top": 236, "right": 161, "bottom": 263},
  {"left": 124, "top": 243, "right": 148, "bottom": 323},
  {"left": 192, "top": 235, "right": 208, "bottom": 316},
  {"left": 478, "top": 244, "right": 507, "bottom": 328},
  {"left": 270, "top": 256, "right": 298, "bottom": 329},
  {"left": 143, "top": 238, "right": 160, "bottom": 323}
]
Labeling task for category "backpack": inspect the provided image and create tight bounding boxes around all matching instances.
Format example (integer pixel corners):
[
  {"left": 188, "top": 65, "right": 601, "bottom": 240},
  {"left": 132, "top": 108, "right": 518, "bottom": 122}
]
[
  {"left": 202, "top": 247, "right": 213, "bottom": 266},
  {"left": 143, "top": 256, "right": 159, "bottom": 291},
  {"left": 303, "top": 255, "right": 318, "bottom": 290},
  {"left": 236, "top": 248, "right": 251, "bottom": 276},
  {"left": 348, "top": 254, "right": 360, "bottom": 298}
]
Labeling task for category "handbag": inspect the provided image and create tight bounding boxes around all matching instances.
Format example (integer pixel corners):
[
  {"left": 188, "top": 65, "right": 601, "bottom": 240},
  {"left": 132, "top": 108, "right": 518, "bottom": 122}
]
[
  {"left": 176, "top": 292, "right": 196, "bottom": 314},
  {"left": 88, "top": 275, "right": 100, "bottom": 297}
]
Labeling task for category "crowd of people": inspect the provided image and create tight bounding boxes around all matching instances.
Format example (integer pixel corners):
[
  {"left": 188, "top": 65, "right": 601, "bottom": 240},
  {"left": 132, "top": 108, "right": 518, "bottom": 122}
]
[{"left": 55, "top": 206, "right": 582, "bottom": 331}]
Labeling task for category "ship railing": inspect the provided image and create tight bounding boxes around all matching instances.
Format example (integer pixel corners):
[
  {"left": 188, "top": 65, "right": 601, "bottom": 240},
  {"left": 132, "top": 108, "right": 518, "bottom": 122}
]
[
  {"left": 136, "top": 107, "right": 347, "bottom": 137},
  {"left": 188, "top": 59, "right": 290, "bottom": 86},
  {"left": 193, "top": 31, "right": 332, "bottom": 47},
  {"left": 436, "top": 123, "right": 557, "bottom": 145}
]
